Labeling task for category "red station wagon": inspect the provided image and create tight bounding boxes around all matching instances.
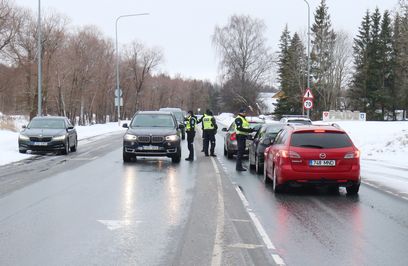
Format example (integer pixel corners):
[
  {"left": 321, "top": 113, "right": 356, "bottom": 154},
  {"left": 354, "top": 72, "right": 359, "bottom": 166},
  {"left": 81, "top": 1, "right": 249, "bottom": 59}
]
[{"left": 263, "top": 124, "right": 360, "bottom": 194}]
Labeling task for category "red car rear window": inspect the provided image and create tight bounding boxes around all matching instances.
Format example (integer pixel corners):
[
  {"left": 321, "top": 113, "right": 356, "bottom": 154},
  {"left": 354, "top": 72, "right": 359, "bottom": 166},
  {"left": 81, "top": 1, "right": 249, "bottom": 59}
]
[{"left": 290, "top": 132, "right": 352, "bottom": 149}]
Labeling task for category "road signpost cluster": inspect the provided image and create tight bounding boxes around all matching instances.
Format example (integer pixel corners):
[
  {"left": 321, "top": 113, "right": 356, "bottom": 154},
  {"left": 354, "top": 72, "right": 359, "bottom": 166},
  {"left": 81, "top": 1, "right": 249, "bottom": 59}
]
[{"left": 303, "top": 88, "right": 313, "bottom": 118}]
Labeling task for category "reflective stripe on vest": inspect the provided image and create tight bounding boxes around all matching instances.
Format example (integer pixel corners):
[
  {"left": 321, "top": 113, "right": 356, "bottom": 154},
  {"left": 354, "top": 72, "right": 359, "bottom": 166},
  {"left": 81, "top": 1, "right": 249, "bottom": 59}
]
[
  {"left": 235, "top": 115, "right": 250, "bottom": 135},
  {"left": 186, "top": 116, "right": 197, "bottom": 131},
  {"left": 203, "top": 115, "right": 215, "bottom": 130}
]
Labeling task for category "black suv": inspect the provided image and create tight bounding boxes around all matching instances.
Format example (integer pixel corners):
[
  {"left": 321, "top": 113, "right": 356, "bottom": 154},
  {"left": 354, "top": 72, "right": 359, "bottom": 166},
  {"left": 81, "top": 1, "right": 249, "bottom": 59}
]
[{"left": 122, "top": 111, "right": 182, "bottom": 163}]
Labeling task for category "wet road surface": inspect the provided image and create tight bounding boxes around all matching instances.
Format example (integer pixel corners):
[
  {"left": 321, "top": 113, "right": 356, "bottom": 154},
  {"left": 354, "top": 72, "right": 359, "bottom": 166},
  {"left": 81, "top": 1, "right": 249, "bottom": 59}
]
[
  {"left": 0, "top": 132, "right": 274, "bottom": 265},
  {"left": 214, "top": 125, "right": 408, "bottom": 266},
  {"left": 0, "top": 129, "right": 407, "bottom": 265}
]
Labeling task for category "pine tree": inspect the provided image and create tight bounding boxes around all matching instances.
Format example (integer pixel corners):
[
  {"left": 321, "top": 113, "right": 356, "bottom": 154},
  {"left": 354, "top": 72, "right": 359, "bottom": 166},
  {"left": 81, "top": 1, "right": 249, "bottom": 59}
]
[
  {"left": 310, "top": 0, "right": 336, "bottom": 117},
  {"left": 350, "top": 11, "right": 371, "bottom": 113},
  {"left": 274, "top": 28, "right": 307, "bottom": 118},
  {"left": 378, "top": 10, "right": 394, "bottom": 119}
]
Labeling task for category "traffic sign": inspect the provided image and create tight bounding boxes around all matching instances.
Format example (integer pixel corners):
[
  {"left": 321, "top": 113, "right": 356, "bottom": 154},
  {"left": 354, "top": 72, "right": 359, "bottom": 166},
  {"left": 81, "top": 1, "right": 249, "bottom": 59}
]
[
  {"left": 114, "top": 89, "right": 123, "bottom": 97},
  {"left": 304, "top": 99, "right": 313, "bottom": 109},
  {"left": 303, "top": 88, "right": 314, "bottom": 99}
]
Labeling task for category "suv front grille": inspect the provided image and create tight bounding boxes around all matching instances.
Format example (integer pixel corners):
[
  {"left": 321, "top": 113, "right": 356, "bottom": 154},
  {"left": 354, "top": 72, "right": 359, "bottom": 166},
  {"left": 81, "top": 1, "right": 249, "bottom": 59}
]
[
  {"left": 137, "top": 136, "right": 150, "bottom": 143},
  {"left": 151, "top": 136, "right": 164, "bottom": 143}
]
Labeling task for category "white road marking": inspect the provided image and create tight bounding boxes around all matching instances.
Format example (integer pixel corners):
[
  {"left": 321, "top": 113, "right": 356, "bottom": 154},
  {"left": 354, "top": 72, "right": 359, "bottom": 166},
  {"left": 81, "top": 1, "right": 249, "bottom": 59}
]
[
  {"left": 228, "top": 243, "right": 264, "bottom": 249},
  {"left": 272, "top": 254, "right": 286, "bottom": 265},
  {"left": 235, "top": 183, "right": 287, "bottom": 265},
  {"left": 362, "top": 180, "right": 408, "bottom": 201},
  {"left": 230, "top": 218, "right": 251, "bottom": 223},
  {"left": 97, "top": 220, "right": 141, "bottom": 230},
  {"left": 210, "top": 157, "right": 225, "bottom": 266}
]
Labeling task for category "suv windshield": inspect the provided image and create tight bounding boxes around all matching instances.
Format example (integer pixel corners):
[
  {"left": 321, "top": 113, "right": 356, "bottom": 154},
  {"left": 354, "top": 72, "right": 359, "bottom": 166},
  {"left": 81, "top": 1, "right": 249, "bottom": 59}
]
[
  {"left": 131, "top": 114, "right": 175, "bottom": 128},
  {"left": 290, "top": 132, "right": 352, "bottom": 149},
  {"left": 28, "top": 119, "right": 65, "bottom": 129}
]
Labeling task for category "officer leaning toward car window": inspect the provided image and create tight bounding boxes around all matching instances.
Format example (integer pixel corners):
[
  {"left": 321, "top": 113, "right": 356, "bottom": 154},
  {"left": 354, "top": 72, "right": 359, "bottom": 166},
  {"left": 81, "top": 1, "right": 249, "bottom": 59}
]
[
  {"left": 184, "top": 110, "right": 198, "bottom": 161},
  {"left": 235, "top": 108, "right": 255, "bottom": 171},
  {"left": 200, "top": 109, "right": 218, "bottom": 157}
]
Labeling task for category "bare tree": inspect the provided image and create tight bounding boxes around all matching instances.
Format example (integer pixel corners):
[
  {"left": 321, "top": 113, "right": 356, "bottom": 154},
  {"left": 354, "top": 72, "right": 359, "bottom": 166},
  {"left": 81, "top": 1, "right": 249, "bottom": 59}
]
[
  {"left": 212, "top": 14, "right": 274, "bottom": 112},
  {"left": 0, "top": 0, "right": 22, "bottom": 55},
  {"left": 121, "top": 41, "right": 163, "bottom": 117}
]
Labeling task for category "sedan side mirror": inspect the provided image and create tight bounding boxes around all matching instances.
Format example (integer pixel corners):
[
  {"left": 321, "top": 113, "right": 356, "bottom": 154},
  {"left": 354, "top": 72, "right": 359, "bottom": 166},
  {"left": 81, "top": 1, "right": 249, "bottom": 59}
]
[
  {"left": 122, "top": 123, "right": 128, "bottom": 128},
  {"left": 22, "top": 125, "right": 26, "bottom": 129},
  {"left": 178, "top": 123, "right": 185, "bottom": 129},
  {"left": 67, "top": 126, "right": 74, "bottom": 130},
  {"left": 221, "top": 128, "right": 227, "bottom": 132}
]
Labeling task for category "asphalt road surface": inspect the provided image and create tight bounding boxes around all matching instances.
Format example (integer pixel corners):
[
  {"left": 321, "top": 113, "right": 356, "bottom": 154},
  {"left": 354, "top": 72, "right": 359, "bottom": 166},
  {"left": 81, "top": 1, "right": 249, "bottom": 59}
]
[{"left": 0, "top": 129, "right": 407, "bottom": 266}]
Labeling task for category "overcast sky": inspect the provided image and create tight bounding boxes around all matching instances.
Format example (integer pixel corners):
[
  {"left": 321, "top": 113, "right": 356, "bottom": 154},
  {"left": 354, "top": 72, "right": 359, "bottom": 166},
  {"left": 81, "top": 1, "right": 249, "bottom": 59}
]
[{"left": 14, "top": 0, "right": 400, "bottom": 82}]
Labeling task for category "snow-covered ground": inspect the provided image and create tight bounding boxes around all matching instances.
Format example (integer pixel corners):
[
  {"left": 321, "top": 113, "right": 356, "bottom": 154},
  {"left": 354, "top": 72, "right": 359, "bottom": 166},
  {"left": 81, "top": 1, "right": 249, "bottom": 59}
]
[
  {"left": 0, "top": 114, "right": 407, "bottom": 198},
  {"left": 216, "top": 113, "right": 408, "bottom": 198}
]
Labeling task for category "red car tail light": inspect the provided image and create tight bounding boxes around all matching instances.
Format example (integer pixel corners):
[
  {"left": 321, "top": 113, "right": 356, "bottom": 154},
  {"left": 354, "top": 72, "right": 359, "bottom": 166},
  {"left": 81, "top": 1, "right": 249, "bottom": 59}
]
[
  {"left": 344, "top": 150, "right": 360, "bottom": 159},
  {"left": 230, "top": 132, "right": 236, "bottom": 141},
  {"left": 280, "top": 150, "right": 301, "bottom": 158}
]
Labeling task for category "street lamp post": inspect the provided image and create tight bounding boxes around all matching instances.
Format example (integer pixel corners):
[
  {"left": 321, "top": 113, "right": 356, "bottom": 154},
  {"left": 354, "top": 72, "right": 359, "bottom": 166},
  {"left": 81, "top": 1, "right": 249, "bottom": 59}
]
[
  {"left": 303, "top": 0, "right": 311, "bottom": 118},
  {"left": 115, "top": 13, "right": 149, "bottom": 123},
  {"left": 37, "top": 0, "right": 42, "bottom": 116}
]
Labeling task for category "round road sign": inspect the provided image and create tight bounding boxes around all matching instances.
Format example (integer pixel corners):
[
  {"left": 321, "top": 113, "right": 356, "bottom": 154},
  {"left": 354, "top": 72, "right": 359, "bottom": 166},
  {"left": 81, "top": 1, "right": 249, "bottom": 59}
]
[{"left": 304, "top": 99, "right": 313, "bottom": 109}]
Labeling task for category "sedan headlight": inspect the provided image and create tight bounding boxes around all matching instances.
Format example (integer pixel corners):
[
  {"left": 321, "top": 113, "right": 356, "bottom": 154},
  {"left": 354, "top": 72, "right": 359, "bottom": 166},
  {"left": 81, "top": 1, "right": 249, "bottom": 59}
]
[
  {"left": 124, "top": 134, "right": 137, "bottom": 141},
  {"left": 19, "top": 134, "right": 29, "bottom": 141},
  {"left": 165, "top": 134, "right": 179, "bottom": 141},
  {"left": 52, "top": 135, "right": 66, "bottom": 141}
]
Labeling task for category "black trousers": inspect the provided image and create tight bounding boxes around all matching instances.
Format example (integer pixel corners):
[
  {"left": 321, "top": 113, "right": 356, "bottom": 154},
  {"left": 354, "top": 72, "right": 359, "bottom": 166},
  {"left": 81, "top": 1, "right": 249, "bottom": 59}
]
[
  {"left": 186, "top": 131, "right": 195, "bottom": 159},
  {"left": 203, "top": 130, "right": 216, "bottom": 155},
  {"left": 236, "top": 134, "right": 247, "bottom": 169}
]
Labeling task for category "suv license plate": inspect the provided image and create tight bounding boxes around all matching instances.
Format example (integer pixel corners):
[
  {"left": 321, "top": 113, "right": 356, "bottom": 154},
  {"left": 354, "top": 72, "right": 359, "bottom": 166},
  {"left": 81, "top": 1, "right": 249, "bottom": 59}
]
[
  {"left": 309, "top": 160, "right": 336, "bottom": 167},
  {"left": 143, "top": 145, "right": 159, "bottom": 151},
  {"left": 33, "top": 142, "right": 48, "bottom": 146}
]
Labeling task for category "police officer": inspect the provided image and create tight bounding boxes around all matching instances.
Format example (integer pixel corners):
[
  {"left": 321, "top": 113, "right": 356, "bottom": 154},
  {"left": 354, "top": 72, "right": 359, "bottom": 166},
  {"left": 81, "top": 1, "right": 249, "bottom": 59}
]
[
  {"left": 235, "top": 108, "right": 255, "bottom": 171},
  {"left": 201, "top": 109, "right": 218, "bottom": 157},
  {"left": 185, "top": 110, "right": 197, "bottom": 161}
]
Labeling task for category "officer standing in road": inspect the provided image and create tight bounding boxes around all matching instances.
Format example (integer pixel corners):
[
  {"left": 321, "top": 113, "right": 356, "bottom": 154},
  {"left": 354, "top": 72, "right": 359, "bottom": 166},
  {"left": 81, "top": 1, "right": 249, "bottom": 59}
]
[
  {"left": 201, "top": 109, "right": 218, "bottom": 157},
  {"left": 235, "top": 108, "right": 255, "bottom": 171},
  {"left": 184, "top": 110, "right": 197, "bottom": 161}
]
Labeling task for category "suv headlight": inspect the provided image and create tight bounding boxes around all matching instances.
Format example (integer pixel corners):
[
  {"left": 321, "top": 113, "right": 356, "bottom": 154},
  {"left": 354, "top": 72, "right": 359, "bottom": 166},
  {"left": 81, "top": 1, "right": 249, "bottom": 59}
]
[
  {"left": 165, "top": 134, "right": 179, "bottom": 141},
  {"left": 124, "top": 134, "right": 137, "bottom": 141},
  {"left": 52, "top": 135, "right": 66, "bottom": 141},
  {"left": 19, "top": 134, "right": 29, "bottom": 141}
]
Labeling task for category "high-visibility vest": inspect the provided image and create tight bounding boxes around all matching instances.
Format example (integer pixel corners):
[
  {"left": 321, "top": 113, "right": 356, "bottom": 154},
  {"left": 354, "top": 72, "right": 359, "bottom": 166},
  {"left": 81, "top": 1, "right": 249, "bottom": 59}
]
[
  {"left": 235, "top": 115, "right": 250, "bottom": 136},
  {"left": 186, "top": 116, "right": 197, "bottom": 131},
  {"left": 203, "top": 115, "right": 215, "bottom": 130}
]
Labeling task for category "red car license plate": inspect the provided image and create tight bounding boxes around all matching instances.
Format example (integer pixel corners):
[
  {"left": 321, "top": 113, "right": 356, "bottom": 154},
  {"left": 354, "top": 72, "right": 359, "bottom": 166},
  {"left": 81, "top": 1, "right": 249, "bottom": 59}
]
[{"left": 309, "top": 160, "right": 336, "bottom": 167}]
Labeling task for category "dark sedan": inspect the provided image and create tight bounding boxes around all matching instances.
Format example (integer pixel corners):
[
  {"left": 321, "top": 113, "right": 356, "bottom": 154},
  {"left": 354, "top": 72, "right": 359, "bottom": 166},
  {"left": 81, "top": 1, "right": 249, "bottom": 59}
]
[
  {"left": 18, "top": 116, "right": 78, "bottom": 155},
  {"left": 122, "top": 111, "right": 182, "bottom": 163},
  {"left": 249, "top": 123, "right": 284, "bottom": 174}
]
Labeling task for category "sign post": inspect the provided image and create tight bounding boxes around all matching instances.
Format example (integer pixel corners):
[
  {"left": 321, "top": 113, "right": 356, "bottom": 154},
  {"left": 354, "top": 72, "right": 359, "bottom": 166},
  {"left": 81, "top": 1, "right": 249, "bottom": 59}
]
[{"left": 303, "top": 88, "right": 314, "bottom": 118}]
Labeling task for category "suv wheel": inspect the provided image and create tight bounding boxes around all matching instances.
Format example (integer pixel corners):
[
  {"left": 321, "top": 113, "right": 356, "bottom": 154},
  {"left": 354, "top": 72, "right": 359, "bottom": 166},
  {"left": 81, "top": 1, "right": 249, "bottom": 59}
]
[
  {"left": 346, "top": 183, "right": 360, "bottom": 195},
  {"left": 172, "top": 147, "right": 181, "bottom": 163},
  {"left": 19, "top": 148, "right": 27, "bottom": 154},
  {"left": 123, "top": 148, "right": 132, "bottom": 162},
  {"left": 272, "top": 165, "right": 284, "bottom": 193}
]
